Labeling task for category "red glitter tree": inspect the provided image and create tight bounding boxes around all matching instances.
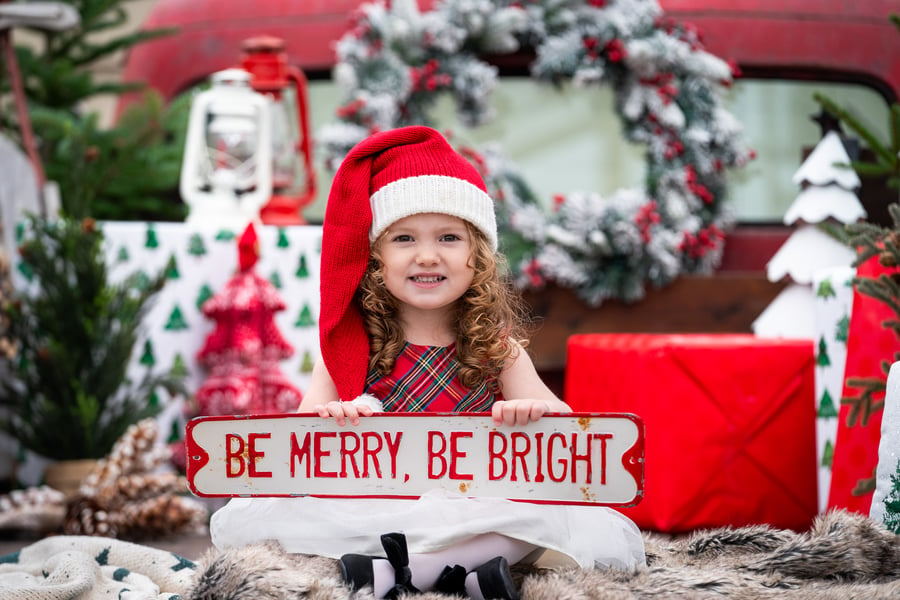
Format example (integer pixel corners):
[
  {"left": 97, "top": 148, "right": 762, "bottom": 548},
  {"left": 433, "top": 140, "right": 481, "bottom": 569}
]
[{"left": 193, "top": 223, "right": 303, "bottom": 417}]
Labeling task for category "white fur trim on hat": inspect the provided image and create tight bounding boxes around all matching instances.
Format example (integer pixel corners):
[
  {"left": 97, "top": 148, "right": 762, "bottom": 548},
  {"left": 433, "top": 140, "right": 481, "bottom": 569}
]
[
  {"left": 369, "top": 175, "right": 498, "bottom": 250},
  {"left": 349, "top": 394, "right": 384, "bottom": 413}
]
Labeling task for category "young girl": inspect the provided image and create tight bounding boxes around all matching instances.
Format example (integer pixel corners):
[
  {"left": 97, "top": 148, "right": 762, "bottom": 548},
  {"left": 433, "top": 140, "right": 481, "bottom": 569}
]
[{"left": 210, "top": 126, "right": 645, "bottom": 599}]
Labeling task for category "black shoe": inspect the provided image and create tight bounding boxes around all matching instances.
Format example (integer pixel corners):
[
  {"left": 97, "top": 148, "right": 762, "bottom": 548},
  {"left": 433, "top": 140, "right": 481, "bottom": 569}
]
[
  {"left": 472, "top": 556, "right": 519, "bottom": 600},
  {"left": 379, "top": 532, "right": 419, "bottom": 599},
  {"left": 338, "top": 533, "right": 420, "bottom": 598},
  {"left": 338, "top": 552, "right": 375, "bottom": 592},
  {"left": 434, "top": 564, "right": 466, "bottom": 596}
]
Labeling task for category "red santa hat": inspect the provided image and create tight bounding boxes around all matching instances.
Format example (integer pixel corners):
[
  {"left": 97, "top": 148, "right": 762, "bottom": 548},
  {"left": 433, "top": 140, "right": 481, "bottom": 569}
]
[{"left": 319, "top": 125, "right": 497, "bottom": 402}]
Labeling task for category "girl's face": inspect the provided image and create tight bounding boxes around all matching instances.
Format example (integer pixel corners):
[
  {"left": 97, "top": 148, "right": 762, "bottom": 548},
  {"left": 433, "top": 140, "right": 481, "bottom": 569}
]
[{"left": 375, "top": 212, "right": 475, "bottom": 315}]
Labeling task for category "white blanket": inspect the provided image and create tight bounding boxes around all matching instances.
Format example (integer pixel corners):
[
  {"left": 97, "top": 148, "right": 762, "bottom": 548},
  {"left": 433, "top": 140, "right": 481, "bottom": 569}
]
[{"left": 0, "top": 536, "right": 196, "bottom": 599}]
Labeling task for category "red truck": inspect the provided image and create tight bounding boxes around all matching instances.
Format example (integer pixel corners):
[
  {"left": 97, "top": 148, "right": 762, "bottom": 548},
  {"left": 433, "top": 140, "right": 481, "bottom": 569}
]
[{"left": 118, "top": 0, "right": 900, "bottom": 381}]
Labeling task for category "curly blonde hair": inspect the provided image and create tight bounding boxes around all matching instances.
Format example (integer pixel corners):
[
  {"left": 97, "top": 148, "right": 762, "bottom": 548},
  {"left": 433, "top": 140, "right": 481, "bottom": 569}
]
[{"left": 358, "top": 221, "right": 528, "bottom": 390}]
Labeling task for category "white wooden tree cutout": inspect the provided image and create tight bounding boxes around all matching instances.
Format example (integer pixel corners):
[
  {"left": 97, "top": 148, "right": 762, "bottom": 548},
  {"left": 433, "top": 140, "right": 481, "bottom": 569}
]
[{"left": 753, "top": 130, "right": 866, "bottom": 338}]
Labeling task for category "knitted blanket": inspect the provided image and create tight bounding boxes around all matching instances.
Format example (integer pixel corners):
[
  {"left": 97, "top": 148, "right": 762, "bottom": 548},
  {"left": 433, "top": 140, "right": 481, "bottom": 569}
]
[{"left": 0, "top": 536, "right": 196, "bottom": 599}]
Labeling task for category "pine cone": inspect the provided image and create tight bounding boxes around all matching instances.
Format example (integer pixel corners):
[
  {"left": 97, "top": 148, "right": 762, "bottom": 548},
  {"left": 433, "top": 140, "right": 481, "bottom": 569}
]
[
  {"left": 91, "top": 472, "right": 188, "bottom": 507},
  {"left": 63, "top": 495, "right": 118, "bottom": 537},
  {"left": 64, "top": 417, "right": 209, "bottom": 541},
  {"left": 115, "top": 495, "right": 207, "bottom": 540},
  {"left": 80, "top": 418, "right": 168, "bottom": 495},
  {"left": 0, "top": 486, "right": 66, "bottom": 533}
]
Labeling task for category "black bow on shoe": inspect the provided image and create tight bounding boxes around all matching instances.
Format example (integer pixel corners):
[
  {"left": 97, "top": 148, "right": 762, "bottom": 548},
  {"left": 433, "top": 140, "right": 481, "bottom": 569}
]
[
  {"left": 432, "top": 556, "right": 520, "bottom": 600},
  {"left": 380, "top": 532, "right": 421, "bottom": 599},
  {"left": 434, "top": 564, "right": 467, "bottom": 596}
]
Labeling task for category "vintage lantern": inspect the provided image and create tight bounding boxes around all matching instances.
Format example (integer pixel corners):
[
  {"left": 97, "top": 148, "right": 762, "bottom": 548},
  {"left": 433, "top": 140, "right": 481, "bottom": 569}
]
[
  {"left": 179, "top": 68, "right": 273, "bottom": 228},
  {"left": 239, "top": 35, "right": 316, "bottom": 225}
]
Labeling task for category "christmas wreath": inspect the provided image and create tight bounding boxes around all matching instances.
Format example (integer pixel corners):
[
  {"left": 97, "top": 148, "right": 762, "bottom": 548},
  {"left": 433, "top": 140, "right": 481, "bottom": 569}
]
[{"left": 319, "top": 0, "right": 753, "bottom": 306}]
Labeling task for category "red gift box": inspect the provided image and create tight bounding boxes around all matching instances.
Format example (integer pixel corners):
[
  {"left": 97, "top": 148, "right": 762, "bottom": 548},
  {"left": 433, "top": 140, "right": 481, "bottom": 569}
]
[{"left": 565, "top": 333, "right": 817, "bottom": 533}]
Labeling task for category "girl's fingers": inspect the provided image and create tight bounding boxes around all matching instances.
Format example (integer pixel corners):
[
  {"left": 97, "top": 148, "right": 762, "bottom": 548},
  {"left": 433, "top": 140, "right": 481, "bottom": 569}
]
[
  {"left": 492, "top": 400, "right": 551, "bottom": 426},
  {"left": 491, "top": 401, "right": 506, "bottom": 425},
  {"left": 315, "top": 401, "right": 365, "bottom": 426}
]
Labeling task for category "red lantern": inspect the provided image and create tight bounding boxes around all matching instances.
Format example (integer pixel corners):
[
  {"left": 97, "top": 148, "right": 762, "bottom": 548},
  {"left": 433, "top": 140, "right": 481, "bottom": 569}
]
[{"left": 239, "top": 35, "right": 316, "bottom": 225}]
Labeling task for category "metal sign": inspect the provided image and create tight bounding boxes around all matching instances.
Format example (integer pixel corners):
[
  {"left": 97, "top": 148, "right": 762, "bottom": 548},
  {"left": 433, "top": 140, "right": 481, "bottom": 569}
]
[{"left": 186, "top": 412, "right": 644, "bottom": 506}]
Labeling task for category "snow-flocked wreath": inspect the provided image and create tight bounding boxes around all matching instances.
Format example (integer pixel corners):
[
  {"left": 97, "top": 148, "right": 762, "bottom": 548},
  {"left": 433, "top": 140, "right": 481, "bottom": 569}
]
[{"left": 319, "top": 0, "right": 754, "bottom": 306}]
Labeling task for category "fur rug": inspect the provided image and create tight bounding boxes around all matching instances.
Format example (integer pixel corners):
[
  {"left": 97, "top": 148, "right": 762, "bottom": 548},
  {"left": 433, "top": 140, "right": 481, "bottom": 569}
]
[{"left": 187, "top": 510, "right": 900, "bottom": 599}]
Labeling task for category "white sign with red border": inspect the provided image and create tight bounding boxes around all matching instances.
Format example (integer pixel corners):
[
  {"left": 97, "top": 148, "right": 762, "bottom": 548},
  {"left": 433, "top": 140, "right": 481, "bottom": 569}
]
[{"left": 186, "top": 413, "right": 644, "bottom": 506}]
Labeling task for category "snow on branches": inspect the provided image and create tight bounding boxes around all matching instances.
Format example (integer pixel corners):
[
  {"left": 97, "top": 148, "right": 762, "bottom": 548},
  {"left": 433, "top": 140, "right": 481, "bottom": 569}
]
[{"left": 320, "top": 0, "right": 753, "bottom": 306}]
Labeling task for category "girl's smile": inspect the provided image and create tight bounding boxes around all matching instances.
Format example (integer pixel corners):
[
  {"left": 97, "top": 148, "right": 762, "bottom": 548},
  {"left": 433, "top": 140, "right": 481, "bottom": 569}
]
[{"left": 376, "top": 212, "right": 475, "bottom": 315}]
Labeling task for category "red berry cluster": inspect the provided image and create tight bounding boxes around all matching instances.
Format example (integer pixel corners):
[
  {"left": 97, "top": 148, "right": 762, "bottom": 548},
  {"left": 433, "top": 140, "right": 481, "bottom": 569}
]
[
  {"left": 680, "top": 225, "right": 724, "bottom": 259},
  {"left": 634, "top": 201, "right": 661, "bottom": 243},
  {"left": 410, "top": 59, "right": 452, "bottom": 92},
  {"left": 684, "top": 165, "right": 714, "bottom": 204}
]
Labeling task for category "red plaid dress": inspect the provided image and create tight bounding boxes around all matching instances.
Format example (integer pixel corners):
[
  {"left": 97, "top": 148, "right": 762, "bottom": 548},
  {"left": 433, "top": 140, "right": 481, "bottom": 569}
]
[{"left": 364, "top": 342, "right": 501, "bottom": 412}]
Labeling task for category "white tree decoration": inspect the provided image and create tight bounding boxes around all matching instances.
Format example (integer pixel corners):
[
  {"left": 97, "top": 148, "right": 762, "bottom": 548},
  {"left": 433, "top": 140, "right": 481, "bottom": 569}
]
[
  {"left": 319, "top": 0, "right": 754, "bottom": 306},
  {"left": 754, "top": 130, "right": 865, "bottom": 337}
]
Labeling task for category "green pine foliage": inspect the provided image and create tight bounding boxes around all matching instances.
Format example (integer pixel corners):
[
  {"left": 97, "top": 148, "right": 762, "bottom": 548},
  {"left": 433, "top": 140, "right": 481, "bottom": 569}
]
[
  {"left": 0, "top": 216, "right": 185, "bottom": 459},
  {"left": 817, "top": 202, "right": 900, "bottom": 432},
  {"left": 11, "top": 1, "right": 171, "bottom": 109},
  {"left": 2, "top": 0, "right": 188, "bottom": 221},
  {"left": 816, "top": 15, "right": 900, "bottom": 432},
  {"left": 814, "top": 16, "right": 900, "bottom": 191},
  {"left": 840, "top": 203, "right": 900, "bottom": 424}
]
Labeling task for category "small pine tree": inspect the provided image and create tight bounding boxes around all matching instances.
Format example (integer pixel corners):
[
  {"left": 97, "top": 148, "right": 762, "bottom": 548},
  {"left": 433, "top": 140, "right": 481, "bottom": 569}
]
[
  {"left": 839, "top": 203, "right": 900, "bottom": 423},
  {"left": 2, "top": 0, "right": 188, "bottom": 221},
  {"left": 0, "top": 216, "right": 185, "bottom": 459},
  {"left": 814, "top": 16, "right": 900, "bottom": 194},
  {"left": 816, "top": 13, "right": 900, "bottom": 425}
]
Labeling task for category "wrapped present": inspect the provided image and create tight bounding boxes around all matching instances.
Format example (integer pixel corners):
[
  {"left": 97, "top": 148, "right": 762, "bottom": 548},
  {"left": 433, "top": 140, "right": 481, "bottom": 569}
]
[
  {"left": 565, "top": 333, "right": 817, "bottom": 533},
  {"left": 811, "top": 266, "right": 855, "bottom": 513}
]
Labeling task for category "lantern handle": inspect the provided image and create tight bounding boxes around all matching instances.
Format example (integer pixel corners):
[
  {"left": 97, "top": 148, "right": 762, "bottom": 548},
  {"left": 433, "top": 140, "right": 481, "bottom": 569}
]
[{"left": 285, "top": 65, "right": 316, "bottom": 202}]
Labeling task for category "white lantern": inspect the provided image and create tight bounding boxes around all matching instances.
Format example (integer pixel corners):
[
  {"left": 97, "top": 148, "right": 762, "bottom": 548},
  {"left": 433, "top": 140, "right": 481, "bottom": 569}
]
[{"left": 179, "top": 68, "right": 273, "bottom": 228}]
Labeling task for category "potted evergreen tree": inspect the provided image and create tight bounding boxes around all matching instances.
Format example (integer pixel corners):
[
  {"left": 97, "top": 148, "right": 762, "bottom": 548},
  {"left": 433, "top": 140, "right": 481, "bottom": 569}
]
[{"left": 0, "top": 215, "right": 184, "bottom": 493}]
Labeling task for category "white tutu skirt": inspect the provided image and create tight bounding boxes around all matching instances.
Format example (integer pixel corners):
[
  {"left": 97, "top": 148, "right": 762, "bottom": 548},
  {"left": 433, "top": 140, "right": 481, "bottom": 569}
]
[{"left": 210, "top": 489, "right": 645, "bottom": 570}]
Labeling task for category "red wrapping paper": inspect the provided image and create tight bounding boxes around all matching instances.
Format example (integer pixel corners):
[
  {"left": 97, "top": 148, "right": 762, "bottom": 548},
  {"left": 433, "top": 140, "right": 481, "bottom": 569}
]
[
  {"left": 565, "top": 333, "right": 817, "bottom": 532},
  {"left": 827, "top": 256, "right": 899, "bottom": 514}
]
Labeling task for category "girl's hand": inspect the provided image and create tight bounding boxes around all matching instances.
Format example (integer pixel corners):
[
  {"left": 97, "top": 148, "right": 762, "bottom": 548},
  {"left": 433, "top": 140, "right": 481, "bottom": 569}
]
[
  {"left": 315, "top": 400, "right": 374, "bottom": 426},
  {"left": 492, "top": 399, "right": 562, "bottom": 426}
]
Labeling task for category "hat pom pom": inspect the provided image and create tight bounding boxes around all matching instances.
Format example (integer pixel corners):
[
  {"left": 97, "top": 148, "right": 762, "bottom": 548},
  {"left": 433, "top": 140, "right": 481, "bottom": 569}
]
[{"left": 350, "top": 394, "right": 384, "bottom": 413}]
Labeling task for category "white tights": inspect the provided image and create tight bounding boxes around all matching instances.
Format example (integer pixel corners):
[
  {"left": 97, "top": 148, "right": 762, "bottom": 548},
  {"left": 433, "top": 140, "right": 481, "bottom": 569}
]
[{"left": 371, "top": 533, "right": 538, "bottom": 598}]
